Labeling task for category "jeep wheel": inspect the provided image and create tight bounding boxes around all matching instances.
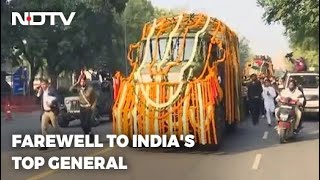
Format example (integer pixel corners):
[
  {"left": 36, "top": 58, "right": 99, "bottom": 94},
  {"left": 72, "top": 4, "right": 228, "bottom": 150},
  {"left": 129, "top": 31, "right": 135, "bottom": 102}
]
[{"left": 58, "top": 113, "right": 70, "bottom": 127}]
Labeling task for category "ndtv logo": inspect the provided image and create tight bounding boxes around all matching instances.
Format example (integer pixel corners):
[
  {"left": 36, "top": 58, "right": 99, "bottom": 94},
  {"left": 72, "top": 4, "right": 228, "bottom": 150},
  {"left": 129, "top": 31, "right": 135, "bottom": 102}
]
[{"left": 11, "top": 12, "right": 76, "bottom": 26}]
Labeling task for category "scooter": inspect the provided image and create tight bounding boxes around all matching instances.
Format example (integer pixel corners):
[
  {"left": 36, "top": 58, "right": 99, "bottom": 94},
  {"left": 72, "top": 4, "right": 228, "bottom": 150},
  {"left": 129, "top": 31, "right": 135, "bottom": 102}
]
[{"left": 276, "top": 97, "right": 299, "bottom": 143}]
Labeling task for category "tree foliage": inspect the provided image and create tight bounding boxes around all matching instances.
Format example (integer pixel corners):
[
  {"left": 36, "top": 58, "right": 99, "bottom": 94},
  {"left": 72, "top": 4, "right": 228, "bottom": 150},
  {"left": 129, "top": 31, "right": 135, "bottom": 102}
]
[
  {"left": 257, "top": 0, "right": 319, "bottom": 52},
  {"left": 1, "top": 0, "right": 128, "bottom": 88},
  {"left": 122, "top": 0, "right": 155, "bottom": 45},
  {"left": 123, "top": 0, "right": 180, "bottom": 45},
  {"left": 293, "top": 47, "right": 319, "bottom": 70},
  {"left": 239, "top": 37, "right": 252, "bottom": 68},
  {"left": 2, "top": 0, "right": 253, "bottom": 91}
]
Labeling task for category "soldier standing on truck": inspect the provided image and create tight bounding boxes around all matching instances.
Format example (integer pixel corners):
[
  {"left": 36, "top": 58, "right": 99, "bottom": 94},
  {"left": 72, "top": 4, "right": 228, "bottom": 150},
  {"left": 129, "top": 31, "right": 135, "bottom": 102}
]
[{"left": 69, "top": 72, "right": 97, "bottom": 143}]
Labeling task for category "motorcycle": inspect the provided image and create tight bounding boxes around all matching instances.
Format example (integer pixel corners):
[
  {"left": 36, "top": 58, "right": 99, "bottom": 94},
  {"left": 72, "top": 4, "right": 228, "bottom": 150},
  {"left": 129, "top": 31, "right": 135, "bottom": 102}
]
[{"left": 276, "top": 97, "right": 300, "bottom": 143}]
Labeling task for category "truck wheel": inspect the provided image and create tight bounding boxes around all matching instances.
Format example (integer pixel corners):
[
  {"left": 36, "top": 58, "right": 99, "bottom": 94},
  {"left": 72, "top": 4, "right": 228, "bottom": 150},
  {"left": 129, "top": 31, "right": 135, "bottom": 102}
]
[{"left": 58, "top": 113, "right": 69, "bottom": 127}]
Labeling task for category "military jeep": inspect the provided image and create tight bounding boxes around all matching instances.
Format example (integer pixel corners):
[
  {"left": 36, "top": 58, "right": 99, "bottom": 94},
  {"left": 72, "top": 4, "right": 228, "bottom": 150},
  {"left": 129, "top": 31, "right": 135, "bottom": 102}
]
[{"left": 58, "top": 80, "right": 113, "bottom": 127}]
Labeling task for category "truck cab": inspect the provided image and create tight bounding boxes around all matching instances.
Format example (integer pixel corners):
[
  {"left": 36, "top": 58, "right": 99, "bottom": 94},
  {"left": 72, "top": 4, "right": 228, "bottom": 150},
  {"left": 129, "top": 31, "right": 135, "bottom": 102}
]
[{"left": 113, "top": 13, "right": 241, "bottom": 146}]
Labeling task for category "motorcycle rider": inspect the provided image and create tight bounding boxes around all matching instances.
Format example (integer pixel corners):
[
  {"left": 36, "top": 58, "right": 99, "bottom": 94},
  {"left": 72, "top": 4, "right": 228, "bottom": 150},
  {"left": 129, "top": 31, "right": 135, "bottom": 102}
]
[{"left": 275, "top": 80, "right": 305, "bottom": 134}]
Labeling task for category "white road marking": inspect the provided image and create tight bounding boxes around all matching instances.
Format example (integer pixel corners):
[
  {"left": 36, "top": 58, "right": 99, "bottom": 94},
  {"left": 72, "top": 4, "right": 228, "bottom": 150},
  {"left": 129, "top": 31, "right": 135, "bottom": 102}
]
[
  {"left": 262, "top": 131, "right": 269, "bottom": 139},
  {"left": 252, "top": 154, "right": 262, "bottom": 170}
]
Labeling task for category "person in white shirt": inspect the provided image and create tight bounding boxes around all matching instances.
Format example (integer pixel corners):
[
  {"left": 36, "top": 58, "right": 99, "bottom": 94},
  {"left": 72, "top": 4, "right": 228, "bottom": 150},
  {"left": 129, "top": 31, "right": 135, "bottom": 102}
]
[
  {"left": 36, "top": 79, "right": 62, "bottom": 150},
  {"left": 261, "top": 79, "right": 277, "bottom": 126},
  {"left": 275, "top": 80, "right": 304, "bottom": 134}
]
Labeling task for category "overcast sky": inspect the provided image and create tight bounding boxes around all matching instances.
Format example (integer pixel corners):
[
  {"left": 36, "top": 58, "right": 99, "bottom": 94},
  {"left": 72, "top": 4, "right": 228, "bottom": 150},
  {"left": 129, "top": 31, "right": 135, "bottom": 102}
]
[{"left": 150, "top": 0, "right": 291, "bottom": 66}]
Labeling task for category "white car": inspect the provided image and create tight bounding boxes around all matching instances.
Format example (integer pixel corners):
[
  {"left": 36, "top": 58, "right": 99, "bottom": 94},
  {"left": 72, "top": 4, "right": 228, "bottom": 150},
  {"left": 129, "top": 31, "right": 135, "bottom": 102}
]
[{"left": 280, "top": 72, "right": 319, "bottom": 115}]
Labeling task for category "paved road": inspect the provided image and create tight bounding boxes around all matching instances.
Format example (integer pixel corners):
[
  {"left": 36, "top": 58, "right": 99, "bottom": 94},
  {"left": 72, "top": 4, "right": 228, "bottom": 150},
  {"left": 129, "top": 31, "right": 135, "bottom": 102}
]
[{"left": 1, "top": 111, "right": 319, "bottom": 180}]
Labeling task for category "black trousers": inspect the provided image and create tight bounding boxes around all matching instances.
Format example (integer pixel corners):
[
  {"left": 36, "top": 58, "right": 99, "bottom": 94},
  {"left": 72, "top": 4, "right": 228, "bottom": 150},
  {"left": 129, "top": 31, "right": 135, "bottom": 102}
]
[
  {"left": 242, "top": 97, "right": 250, "bottom": 117},
  {"left": 249, "top": 98, "right": 261, "bottom": 125},
  {"left": 260, "top": 99, "right": 266, "bottom": 115},
  {"left": 80, "top": 107, "right": 93, "bottom": 134}
]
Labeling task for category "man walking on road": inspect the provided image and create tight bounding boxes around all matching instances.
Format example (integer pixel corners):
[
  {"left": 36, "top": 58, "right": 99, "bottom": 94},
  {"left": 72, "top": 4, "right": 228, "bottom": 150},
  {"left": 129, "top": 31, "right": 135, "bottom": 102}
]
[
  {"left": 70, "top": 73, "right": 97, "bottom": 142},
  {"left": 261, "top": 79, "right": 277, "bottom": 126},
  {"left": 36, "top": 79, "right": 62, "bottom": 150},
  {"left": 247, "top": 74, "right": 263, "bottom": 125}
]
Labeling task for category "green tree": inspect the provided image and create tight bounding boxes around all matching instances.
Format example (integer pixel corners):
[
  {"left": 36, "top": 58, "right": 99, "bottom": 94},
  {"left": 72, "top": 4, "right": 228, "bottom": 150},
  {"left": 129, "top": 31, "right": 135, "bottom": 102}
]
[
  {"left": 293, "top": 47, "right": 319, "bottom": 71},
  {"left": 123, "top": 0, "right": 155, "bottom": 45},
  {"left": 154, "top": 7, "right": 179, "bottom": 18},
  {"left": 239, "top": 37, "right": 252, "bottom": 68},
  {"left": 120, "top": 2, "right": 180, "bottom": 73},
  {"left": 257, "top": 0, "right": 319, "bottom": 51},
  {"left": 1, "top": 0, "right": 47, "bottom": 93},
  {"left": 3, "top": 0, "right": 128, "bottom": 88},
  {"left": 122, "top": 2, "right": 180, "bottom": 46}
]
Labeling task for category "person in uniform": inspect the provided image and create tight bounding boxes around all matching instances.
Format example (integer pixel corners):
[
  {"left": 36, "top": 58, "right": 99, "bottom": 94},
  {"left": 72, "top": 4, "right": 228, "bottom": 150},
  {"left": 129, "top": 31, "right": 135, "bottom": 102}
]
[
  {"left": 36, "top": 79, "right": 62, "bottom": 150},
  {"left": 69, "top": 73, "right": 97, "bottom": 142}
]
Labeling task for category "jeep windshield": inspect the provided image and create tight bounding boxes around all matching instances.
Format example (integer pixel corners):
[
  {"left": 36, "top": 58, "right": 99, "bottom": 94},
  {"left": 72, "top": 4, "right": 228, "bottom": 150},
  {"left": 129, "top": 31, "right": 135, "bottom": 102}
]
[
  {"left": 288, "top": 75, "right": 319, "bottom": 88},
  {"left": 142, "top": 37, "right": 195, "bottom": 63}
]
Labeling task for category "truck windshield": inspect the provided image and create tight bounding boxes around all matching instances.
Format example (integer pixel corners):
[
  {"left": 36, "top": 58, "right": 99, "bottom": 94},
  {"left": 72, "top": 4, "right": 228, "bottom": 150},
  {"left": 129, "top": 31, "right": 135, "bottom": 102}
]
[
  {"left": 288, "top": 75, "right": 319, "bottom": 88},
  {"left": 142, "top": 37, "right": 195, "bottom": 63}
]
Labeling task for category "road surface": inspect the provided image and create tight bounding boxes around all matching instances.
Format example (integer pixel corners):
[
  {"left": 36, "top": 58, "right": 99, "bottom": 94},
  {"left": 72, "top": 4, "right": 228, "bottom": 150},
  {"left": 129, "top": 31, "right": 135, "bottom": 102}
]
[{"left": 1, "top": 111, "right": 319, "bottom": 180}]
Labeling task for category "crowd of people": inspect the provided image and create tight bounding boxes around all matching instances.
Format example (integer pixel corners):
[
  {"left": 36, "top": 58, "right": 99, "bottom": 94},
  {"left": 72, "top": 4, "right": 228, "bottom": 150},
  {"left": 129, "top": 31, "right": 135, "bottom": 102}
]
[
  {"left": 244, "top": 73, "right": 305, "bottom": 134},
  {"left": 35, "top": 69, "right": 307, "bottom": 151}
]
